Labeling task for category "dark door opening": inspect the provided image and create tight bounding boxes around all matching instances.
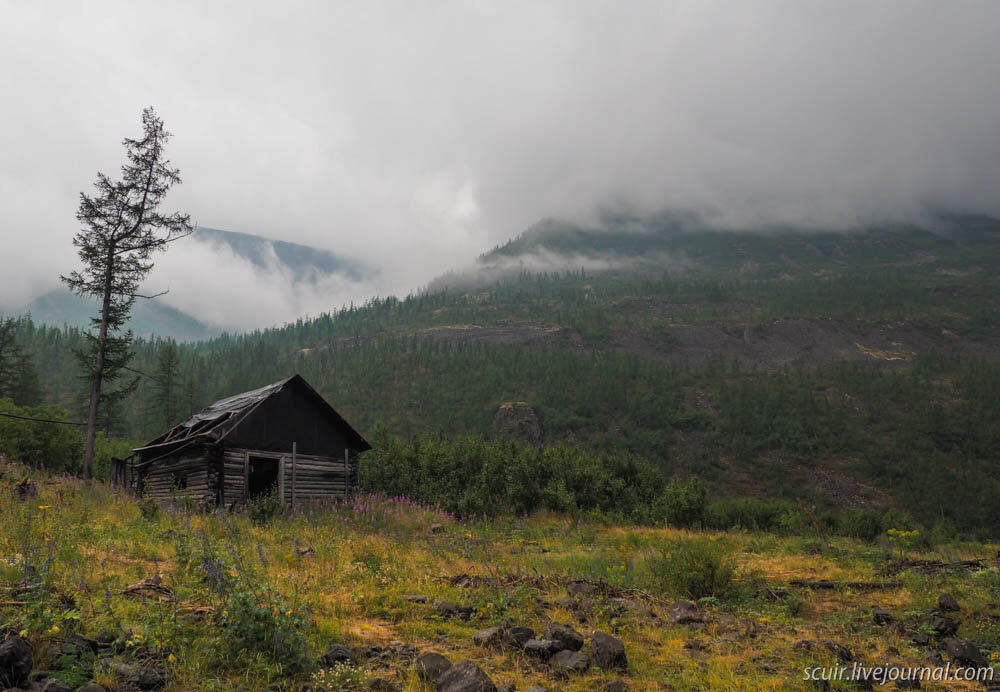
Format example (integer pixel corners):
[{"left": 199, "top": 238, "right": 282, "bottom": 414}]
[{"left": 248, "top": 456, "right": 279, "bottom": 500}]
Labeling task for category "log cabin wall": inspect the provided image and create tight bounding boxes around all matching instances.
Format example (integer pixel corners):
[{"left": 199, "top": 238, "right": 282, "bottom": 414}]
[
  {"left": 279, "top": 450, "right": 358, "bottom": 506},
  {"left": 142, "top": 444, "right": 214, "bottom": 504}
]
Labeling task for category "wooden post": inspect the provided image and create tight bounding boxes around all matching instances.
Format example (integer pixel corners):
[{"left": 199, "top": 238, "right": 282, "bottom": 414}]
[
  {"left": 344, "top": 448, "right": 349, "bottom": 498},
  {"left": 291, "top": 442, "right": 297, "bottom": 509}
]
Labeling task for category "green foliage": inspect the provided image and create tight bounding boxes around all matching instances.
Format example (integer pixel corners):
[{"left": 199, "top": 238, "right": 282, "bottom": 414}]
[
  {"left": 647, "top": 537, "right": 737, "bottom": 600},
  {"left": 839, "top": 509, "right": 884, "bottom": 542},
  {"left": 361, "top": 435, "right": 666, "bottom": 520},
  {"left": 656, "top": 477, "right": 708, "bottom": 528},
  {"left": 0, "top": 398, "right": 82, "bottom": 471},
  {"left": 247, "top": 488, "right": 282, "bottom": 525},
  {"left": 704, "top": 498, "right": 801, "bottom": 533}
]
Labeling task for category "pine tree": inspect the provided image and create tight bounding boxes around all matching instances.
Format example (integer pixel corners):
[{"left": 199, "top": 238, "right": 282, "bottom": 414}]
[
  {"left": 153, "top": 341, "right": 181, "bottom": 428},
  {"left": 61, "top": 108, "right": 191, "bottom": 477}
]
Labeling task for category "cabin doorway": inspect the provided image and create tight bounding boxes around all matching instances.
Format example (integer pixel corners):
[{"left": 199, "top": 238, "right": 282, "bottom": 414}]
[{"left": 247, "top": 456, "right": 279, "bottom": 500}]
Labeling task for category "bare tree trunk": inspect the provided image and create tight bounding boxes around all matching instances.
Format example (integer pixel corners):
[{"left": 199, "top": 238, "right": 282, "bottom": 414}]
[{"left": 83, "top": 247, "right": 115, "bottom": 478}]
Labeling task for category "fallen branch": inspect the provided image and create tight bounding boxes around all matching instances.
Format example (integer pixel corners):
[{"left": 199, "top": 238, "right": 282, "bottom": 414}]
[{"left": 789, "top": 579, "right": 902, "bottom": 590}]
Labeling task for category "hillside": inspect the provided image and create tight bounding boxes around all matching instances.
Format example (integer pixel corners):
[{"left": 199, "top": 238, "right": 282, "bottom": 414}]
[{"left": 6, "top": 214, "right": 1000, "bottom": 534}]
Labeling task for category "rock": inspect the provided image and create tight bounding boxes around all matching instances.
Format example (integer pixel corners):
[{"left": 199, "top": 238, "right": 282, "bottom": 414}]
[
  {"left": 566, "top": 581, "right": 599, "bottom": 596},
  {"left": 607, "top": 598, "right": 654, "bottom": 618},
  {"left": 435, "top": 601, "right": 474, "bottom": 621},
  {"left": 503, "top": 627, "right": 535, "bottom": 648},
  {"left": 0, "top": 635, "right": 32, "bottom": 689},
  {"left": 473, "top": 627, "right": 503, "bottom": 649},
  {"left": 436, "top": 660, "right": 497, "bottom": 692},
  {"left": 938, "top": 593, "right": 961, "bottom": 612},
  {"left": 367, "top": 679, "right": 400, "bottom": 692},
  {"left": 40, "top": 681, "right": 73, "bottom": 692},
  {"left": 59, "top": 634, "right": 98, "bottom": 658},
  {"left": 942, "top": 638, "right": 988, "bottom": 668},
  {"left": 516, "top": 688, "right": 547, "bottom": 692},
  {"left": 554, "top": 597, "right": 577, "bottom": 608},
  {"left": 105, "top": 661, "right": 165, "bottom": 690},
  {"left": 416, "top": 652, "right": 452, "bottom": 682},
  {"left": 404, "top": 594, "right": 429, "bottom": 603},
  {"left": 542, "top": 622, "right": 583, "bottom": 652},
  {"left": 320, "top": 643, "right": 356, "bottom": 666},
  {"left": 591, "top": 632, "right": 627, "bottom": 671},
  {"left": 430, "top": 524, "right": 444, "bottom": 533},
  {"left": 822, "top": 641, "right": 854, "bottom": 664},
  {"left": 872, "top": 606, "right": 894, "bottom": 626},
  {"left": 604, "top": 682, "right": 628, "bottom": 692},
  {"left": 497, "top": 685, "right": 515, "bottom": 692},
  {"left": 668, "top": 600, "right": 705, "bottom": 625},
  {"left": 912, "top": 633, "right": 930, "bottom": 646},
  {"left": 896, "top": 676, "right": 921, "bottom": 689},
  {"left": 930, "top": 616, "right": 960, "bottom": 637},
  {"left": 493, "top": 402, "right": 543, "bottom": 445},
  {"left": 523, "top": 639, "right": 559, "bottom": 659},
  {"left": 77, "top": 686, "right": 109, "bottom": 692},
  {"left": 549, "top": 650, "right": 590, "bottom": 675}
]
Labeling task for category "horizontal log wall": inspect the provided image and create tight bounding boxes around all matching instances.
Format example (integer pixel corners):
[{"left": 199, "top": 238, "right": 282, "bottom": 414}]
[
  {"left": 222, "top": 448, "right": 248, "bottom": 507},
  {"left": 143, "top": 446, "right": 214, "bottom": 504},
  {"left": 282, "top": 451, "right": 358, "bottom": 506}
]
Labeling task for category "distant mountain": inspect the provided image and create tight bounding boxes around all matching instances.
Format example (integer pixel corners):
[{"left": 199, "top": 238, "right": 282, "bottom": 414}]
[
  {"left": 19, "top": 289, "right": 219, "bottom": 342},
  {"left": 194, "top": 227, "right": 370, "bottom": 282}
]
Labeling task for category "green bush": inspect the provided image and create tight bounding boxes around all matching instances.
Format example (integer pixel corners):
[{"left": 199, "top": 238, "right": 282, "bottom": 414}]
[
  {"left": 647, "top": 537, "right": 736, "bottom": 600},
  {"left": 247, "top": 489, "right": 281, "bottom": 525},
  {"left": 656, "top": 477, "right": 707, "bottom": 528},
  {"left": 704, "top": 497, "right": 800, "bottom": 532},
  {"left": 0, "top": 399, "right": 82, "bottom": 471}
]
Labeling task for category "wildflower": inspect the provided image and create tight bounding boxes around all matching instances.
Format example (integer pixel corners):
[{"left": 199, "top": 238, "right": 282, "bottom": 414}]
[
  {"left": 167, "top": 654, "right": 177, "bottom": 663},
  {"left": 37, "top": 505, "right": 51, "bottom": 510},
  {"left": 50, "top": 625, "right": 59, "bottom": 633},
  {"left": 19, "top": 629, "right": 28, "bottom": 638}
]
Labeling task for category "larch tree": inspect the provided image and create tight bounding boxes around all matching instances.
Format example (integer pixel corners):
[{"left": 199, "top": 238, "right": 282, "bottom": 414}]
[{"left": 62, "top": 107, "right": 192, "bottom": 478}]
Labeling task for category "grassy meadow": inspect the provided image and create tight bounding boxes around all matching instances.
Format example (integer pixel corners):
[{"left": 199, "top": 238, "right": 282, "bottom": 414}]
[{"left": 2, "top": 459, "right": 1000, "bottom": 691}]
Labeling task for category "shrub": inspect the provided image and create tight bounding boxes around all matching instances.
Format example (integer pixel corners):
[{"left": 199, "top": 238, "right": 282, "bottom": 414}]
[
  {"left": 839, "top": 509, "right": 883, "bottom": 542},
  {"left": 247, "top": 488, "right": 281, "bottom": 525},
  {"left": 704, "top": 497, "right": 799, "bottom": 532},
  {"left": 647, "top": 537, "right": 736, "bottom": 600},
  {"left": 656, "top": 477, "right": 707, "bottom": 528}
]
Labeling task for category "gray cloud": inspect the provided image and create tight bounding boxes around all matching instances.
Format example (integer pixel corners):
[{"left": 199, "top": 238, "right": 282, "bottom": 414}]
[{"left": 2, "top": 1, "right": 999, "bottom": 327}]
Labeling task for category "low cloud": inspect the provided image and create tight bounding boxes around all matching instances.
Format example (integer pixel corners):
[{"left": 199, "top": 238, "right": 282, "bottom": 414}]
[{"left": 2, "top": 1, "right": 1000, "bottom": 328}]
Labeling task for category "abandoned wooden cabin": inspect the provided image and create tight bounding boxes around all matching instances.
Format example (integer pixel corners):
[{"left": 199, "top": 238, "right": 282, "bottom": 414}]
[{"left": 128, "top": 375, "right": 370, "bottom": 507}]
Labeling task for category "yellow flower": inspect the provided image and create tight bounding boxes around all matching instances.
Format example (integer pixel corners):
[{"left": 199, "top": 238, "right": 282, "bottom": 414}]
[
  {"left": 18, "top": 629, "right": 28, "bottom": 638},
  {"left": 37, "top": 505, "right": 51, "bottom": 510},
  {"left": 50, "top": 625, "right": 59, "bottom": 633},
  {"left": 126, "top": 641, "right": 135, "bottom": 648},
  {"left": 167, "top": 654, "right": 177, "bottom": 664}
]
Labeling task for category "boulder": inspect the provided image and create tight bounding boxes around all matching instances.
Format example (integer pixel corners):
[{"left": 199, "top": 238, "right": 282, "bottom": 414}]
[
  {"left": 607, "top": 598, "right": 654, "bottom": 619},
  {"left": 473, "top": 627, "right": 503, "bottom": 649},
  {"left": 591, "top": 632, "right": 627, "bottom": 671},
  {"left": 872, "top": 606, "right": 893, "bottom": 626},
  {"left": 40, "top": 680, "right": 73, "bottom": 692},
  {"left": 416, "top": 652, "right": 452, "bottom": 682},
  {"left": 930, "top": 616, "right": 960, "bottom": 637},
  {"left": 542, "top": 622, "right": 583, "bottom": 652},
  {"left": 523, "top": 639, "right": 559, "bottom": 659},
  {"left": 105, "top": 661, "right": 165, "bottom": 690},
  {"left": 435, "top": 601, "right": 474, "bottom": 621},
  {"left": 320, "top": 643, "right": 356, "bottom": 666},
  {"left": 942, "top": 638, "right": 988, "bottom": 668},
  {"left": 503, "top": 627, "right": 534, "bottom": 649},
  {"left": 566, "top": 581, "right": 599, "bottom": 596},
  {"left": 436, "top": 660, "right": 497, "bottom": 692},
  {"left": 938, "top": 593, "right": 961, "bottom": 612},
  {"left": 0, "top": 635, "right": 32, "bottom": 689},
  {"left": 549, "top": 650, "right": 590, "bottom": 675},
  {"left": 668, "top": 600, "right": 704, "bottom": 625}
]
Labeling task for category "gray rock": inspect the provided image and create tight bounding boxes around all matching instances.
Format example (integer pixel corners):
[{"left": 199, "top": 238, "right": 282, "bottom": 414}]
[
  {"left": 503, "top": 627, "right": 534, "bottom": 648},
  {"left": 436, "top": 659, "right": 497, "bottom": 692},
  {"left": 0, "top": 635, "right": 32, "bottom": 689},
  {"left": 930, "top": 616, "right": 960, "bottom": 637},
  {"left": 77, "top": 686, "right": 109, "bottom": 692},
  {"left": 430, "top": 524, "right": 444, "bottom": 534},
  {"left": 320, "top": 643, "right": 355, "bottom": 666},
  {"left": 367, "top": 679, "right": 400, "bottom": 692},
  {"left": 566, "top": 581, "right": 598, "bottom": 596},
  {"left": 604, "top": 682, "right": 628, "bottom": 692},
  {"left": 496, "top": 685, "right": 515, "bottom": 692},
  {"left": 105, "top": 661, "right": 165, "bottom": 690},
  {"left": 435, "top": 601, "right": 474, "bottom": 621},
  {"left": 549, "top": 650, "right": 590, "bottom": 675},
  {"left": 872, "top": 606, "right": 893, "bottom": 626},
  {"left": 542, "top": 622, "right": 583, "bottom": 652},
  {"left": 523, "top": 639, "right": 558, "bottom": 659},
  {"left": 404, "top": 594, "right": 429, "bottom": 603},
  {"left": 912, "top": 633, "right": 930, "bottom": 646},
  {"left": 416, "top": 652, "right": 452, "bottom": 682},
  {"left": 938, "top": 593, "right": 961, "bottom": 612},
  {"left": 591, "top": 632, "right": 627, "bottom": 671},
  {"left": 668, "top": 600, "right": 704, "bottom": 624},
  {"left": 607, "top": 598, "right": 653, "bottom": 618},
  {"left": 942, "top": 638, "right": 988, "bottom": 668},
  {"left": 473, "top": 627, "right": 503, "bottom": 648},
  {"left": 40, "top": 680, "right": 73, "bottom": 692},
  {"left": 59, "top": 634, "right": 98, "bottom": 658}
]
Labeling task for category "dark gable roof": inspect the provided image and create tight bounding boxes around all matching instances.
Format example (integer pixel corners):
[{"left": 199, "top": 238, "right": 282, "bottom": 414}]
[{"left": 134, "top": 374, "right": 370, "bottom": 454}]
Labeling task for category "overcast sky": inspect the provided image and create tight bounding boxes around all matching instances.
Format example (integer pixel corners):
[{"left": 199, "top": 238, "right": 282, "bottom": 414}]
[{"left": 2, "top": 1, "right": 999, "bottom": 328}]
